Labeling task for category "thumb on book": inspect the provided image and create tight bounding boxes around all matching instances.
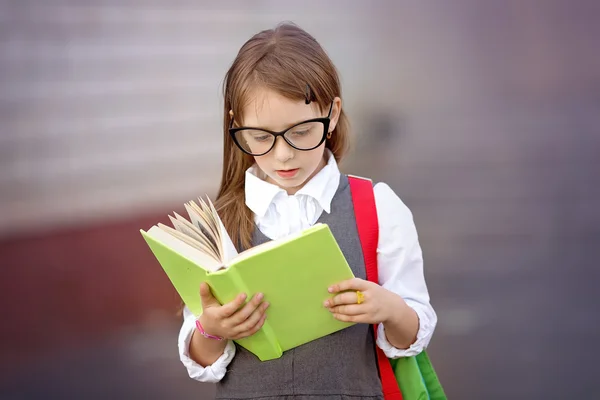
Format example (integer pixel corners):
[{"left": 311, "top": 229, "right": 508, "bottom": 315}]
[{"left": 199, "top": 282, "right": 219, "bottom": 308}]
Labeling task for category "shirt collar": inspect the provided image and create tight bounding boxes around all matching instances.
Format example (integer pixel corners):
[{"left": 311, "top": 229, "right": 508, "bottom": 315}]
[
  {"left": 244, "top": 149, "right": 341, "bottom": 218},
  {"left": 295, "top": 150, "right": 340, "bottom": 214},
  {"left": 244, "top": 166, "right": 286, "bottom": 219}
]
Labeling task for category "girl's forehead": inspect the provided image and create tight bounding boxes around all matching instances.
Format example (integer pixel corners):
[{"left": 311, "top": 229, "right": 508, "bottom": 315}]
[{"left": 241, "top": 88, "right": 320, "bottom": 130}]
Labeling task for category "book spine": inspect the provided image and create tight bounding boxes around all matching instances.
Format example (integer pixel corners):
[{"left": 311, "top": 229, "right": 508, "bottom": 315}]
[{"left": 209, "top": 268, "right": 283, "bottom": 361}]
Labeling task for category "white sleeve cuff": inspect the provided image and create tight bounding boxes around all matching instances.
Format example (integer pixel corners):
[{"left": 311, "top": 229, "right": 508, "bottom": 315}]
[
  {"left": 376, "top": 303, "right": 437, "bottom": 358},
  {"left": 178, "top": 308, "right": 236, "bottom": 382}
]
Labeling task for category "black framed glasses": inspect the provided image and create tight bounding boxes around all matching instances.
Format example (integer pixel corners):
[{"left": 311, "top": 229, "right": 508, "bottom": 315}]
[{"left": 229, "top": 102, "right": 334, "bottom": 156}]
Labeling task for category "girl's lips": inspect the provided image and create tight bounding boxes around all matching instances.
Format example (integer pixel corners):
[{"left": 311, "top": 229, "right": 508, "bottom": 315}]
[{"left": 276, "top": 168, "right": 299, "bottom": 178}]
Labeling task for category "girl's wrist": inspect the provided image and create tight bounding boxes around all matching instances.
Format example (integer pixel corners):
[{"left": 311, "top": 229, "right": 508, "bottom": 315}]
[
  {"left": 382, "top": 292, "right": 410, "bottom": 325},
  {"left": 195, "top": 315, "right": 224, "bottom": 341}
]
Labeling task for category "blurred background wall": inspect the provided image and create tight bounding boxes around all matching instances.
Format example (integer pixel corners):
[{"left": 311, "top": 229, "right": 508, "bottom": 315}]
[{"left": 1, "top": 0, "right": 599, "bottom": 399}]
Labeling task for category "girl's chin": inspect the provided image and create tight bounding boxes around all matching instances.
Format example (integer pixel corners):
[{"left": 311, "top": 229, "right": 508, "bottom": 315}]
[{"left": 268, "top": 173, "right": 308, "bottom": 190}]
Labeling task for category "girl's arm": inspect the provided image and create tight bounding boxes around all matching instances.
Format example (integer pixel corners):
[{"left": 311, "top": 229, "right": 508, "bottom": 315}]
[
  {"left": 373, "top": 182, "right": 437, "bottom": 356},
  {"left": 189, "top": 322, "right": 230, "bottom": 366},
  {"left": 178, "top": 306, "right": 236, "bottom": 383},
  {"left": 379, "top": 292, "right": 421, "bottom": 350},
  {"left": 178, "top": 283, "right": 269, "bottom": 381},
  {"left": 325, "top": 182, "right": 437, "bottom": 357}
]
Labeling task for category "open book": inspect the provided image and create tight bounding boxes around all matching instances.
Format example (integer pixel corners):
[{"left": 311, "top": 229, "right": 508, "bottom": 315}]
[{"left": 140, "top": 197, "right": 355, "bottom": 361}]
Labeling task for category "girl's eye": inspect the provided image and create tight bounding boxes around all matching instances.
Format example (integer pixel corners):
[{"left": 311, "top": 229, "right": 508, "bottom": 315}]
[
  {"left": 252, "top": 135, "right": 271, "bottom": 142},
  {"left": 291, "top": 130, "right": 309, "bottom": 136}
]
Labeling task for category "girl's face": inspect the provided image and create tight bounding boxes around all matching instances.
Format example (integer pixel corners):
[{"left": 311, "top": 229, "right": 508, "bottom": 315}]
[{"left": 238, "top": 88, "right": 341, "bottom": 195}]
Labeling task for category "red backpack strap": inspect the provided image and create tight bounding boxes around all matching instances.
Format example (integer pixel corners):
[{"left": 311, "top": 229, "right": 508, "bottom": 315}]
[{"left": 348, "top": 175, "right": 403, "bottom": 400}]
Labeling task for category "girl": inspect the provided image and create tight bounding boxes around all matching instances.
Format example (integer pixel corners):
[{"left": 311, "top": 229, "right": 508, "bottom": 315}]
[{"left": 178, "top": 22, "right": 437, "bottom": 399}]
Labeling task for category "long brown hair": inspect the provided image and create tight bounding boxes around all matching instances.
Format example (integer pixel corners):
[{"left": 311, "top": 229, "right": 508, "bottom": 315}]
[{"left": 215, "top": 22, "right": 351, "bottom": 251}]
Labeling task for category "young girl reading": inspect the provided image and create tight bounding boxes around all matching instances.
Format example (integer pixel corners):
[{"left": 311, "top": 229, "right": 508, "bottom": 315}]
[{"left": 177, "top": 22, "right": 437, "bottom": 399}]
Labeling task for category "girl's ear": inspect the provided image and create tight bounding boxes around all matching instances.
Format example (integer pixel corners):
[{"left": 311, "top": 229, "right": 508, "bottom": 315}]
[{"left": 328, "top": 97, "right": 342, "bottom": 132}]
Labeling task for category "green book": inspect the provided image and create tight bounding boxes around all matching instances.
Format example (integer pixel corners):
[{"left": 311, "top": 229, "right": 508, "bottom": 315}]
[{"left": 140, "top": 197, "right": 355, "bottom": 361}]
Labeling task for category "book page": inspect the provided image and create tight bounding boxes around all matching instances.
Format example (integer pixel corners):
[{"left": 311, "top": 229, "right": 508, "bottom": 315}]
[
  {"left": 196, "top": 197, "right": 224, "bottom": 259},
  {"left": 157, "top": 223, "right": 221, "bottom": 266},
  {"left": 155, "top": 195, "right": 238, "bottom": 266},
  {"left": 169, "top": 214, "right": 220, "bottom": 259},
  {"left": 185, "top": 200, "right": 223, "bottom": 261},
  {"left": 148, "top": 225, "right": 223, "bottom": 272},
  {"left": 206, "top": 197, "right": 238, "bottom": 263}
]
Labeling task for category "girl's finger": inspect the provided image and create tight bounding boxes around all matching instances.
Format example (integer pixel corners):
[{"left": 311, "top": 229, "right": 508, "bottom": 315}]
[
  {"left": 218, "top": 292, "right": 248, "bottom": 318},
  {"left": 331, "top": 312, "right": 368, "bottom": 324},
  {"left": 229, "top": 293, "right": 264, "bottom": 326},
  {"left": 233, "top": 312, "right": 267, "bottom": 339},
  {"left": 234, "top": 301, "right": 269, "bottom": 335},
  {"left": 328, "top": 303, "right": 363, "bottom": 316},
  {"left": 328, "top": 278, "right": 369, "bottom": 294},
  {"left": 324, "top": 291, "right": 364, "bottom": 307},
  {"left": 199, "top": 282, "right": 221, "bottom": 308}
]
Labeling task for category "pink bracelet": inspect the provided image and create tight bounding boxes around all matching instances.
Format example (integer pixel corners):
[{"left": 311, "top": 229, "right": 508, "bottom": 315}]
[{"left": 195, "top": 319, "right": 224, "bottom": 341}]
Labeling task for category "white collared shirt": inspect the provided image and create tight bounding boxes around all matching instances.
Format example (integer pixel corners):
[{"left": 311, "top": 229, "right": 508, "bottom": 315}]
[{"left": 178, "top": 151, "right": 438, "bottom": 382}]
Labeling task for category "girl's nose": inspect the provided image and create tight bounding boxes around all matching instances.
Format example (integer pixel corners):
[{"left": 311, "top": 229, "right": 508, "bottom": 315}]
[{"left": 272, "top": 136, "right": 294, "bottom": 163}]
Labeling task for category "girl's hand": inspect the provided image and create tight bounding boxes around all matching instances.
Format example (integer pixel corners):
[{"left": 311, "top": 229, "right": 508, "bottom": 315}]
[
  {"left": 324, "top": 278, "right": 405, "bottom": 325},
  {"left": 197, "top": 282, "right": 270, "bottom": 340}
]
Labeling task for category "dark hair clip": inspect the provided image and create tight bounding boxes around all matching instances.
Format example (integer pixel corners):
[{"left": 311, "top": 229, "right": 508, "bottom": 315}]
[{"left": 305, "top": 84, "right": 312, "bottom": 105}]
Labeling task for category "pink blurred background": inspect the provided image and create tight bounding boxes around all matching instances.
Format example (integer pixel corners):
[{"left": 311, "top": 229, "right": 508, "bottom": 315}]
[{"left": 1, "top": 1, "right": 599, "bottom": 399}]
